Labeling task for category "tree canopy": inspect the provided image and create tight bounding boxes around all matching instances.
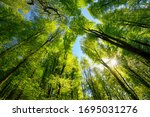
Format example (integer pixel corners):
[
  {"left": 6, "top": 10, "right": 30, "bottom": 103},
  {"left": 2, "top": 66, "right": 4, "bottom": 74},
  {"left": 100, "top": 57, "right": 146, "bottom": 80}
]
[{"left": 0, "top": 0, "right": 150, "bottom": 100}]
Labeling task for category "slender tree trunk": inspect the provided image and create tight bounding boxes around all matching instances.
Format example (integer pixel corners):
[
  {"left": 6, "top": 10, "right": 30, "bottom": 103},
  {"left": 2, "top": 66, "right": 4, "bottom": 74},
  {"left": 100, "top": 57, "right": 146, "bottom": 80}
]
[
  {"left": 86, "top": 29, "right": 150, "bottom": 61},
  {"left": 0, "top": 31, "right": 41, "bottom": 57},
  {"left": 131, "top": 39, "right": 150, "bottom": 47},
  {"left": 101, "top": 60, "right": 139, "bottom": 99},
  {"left": 125, "top": 65, "right": 150, "bottom": 88},
  {"left": 0, "top": 40, "right": 49, "bottom": 86},
  {"left": 118, "top": 20, "right": 150, "bottom": 28},
  {"left": 94, "top": 49, "right": 139, "bottom": 100},
  {"left": 115, "top": 68, "right": 139, "bottom": 97}
]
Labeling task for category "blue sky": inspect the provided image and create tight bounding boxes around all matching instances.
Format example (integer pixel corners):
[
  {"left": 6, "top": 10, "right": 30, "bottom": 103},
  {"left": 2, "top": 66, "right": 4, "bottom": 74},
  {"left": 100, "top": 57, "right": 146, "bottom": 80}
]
[
  {"left": 72, "top": 36, "right": 84, "bottom": 60},
  {"left": 72, "top": 7, "right": 100, "bottom": 61}
]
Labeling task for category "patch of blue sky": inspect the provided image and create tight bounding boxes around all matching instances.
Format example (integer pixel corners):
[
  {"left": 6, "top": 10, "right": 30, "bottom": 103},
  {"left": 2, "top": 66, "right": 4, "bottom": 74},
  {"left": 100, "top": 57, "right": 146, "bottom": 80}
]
[
  {"left": 24, "top": 11, "right": 32, "bottom": 20},
  {"left": 4, "top": 37, "right": 18, "bottom": 49},
  {"left": 72, "top": 36, "right": 84, "bottom": 61},
  {"left": 18, "top": 9, "right": 23, "bottom": 14},
  {"left": 72, "top": 7, "right": 101, "bottom": 61},
  {"left": 94, "top": 0, "right": 98, "bottom": 3},
  {"left": 81, "top": 7, "right": 101, "bottom": 24},
  {"left": 18, "top": 8, "right": 32, "bottom": 20}
]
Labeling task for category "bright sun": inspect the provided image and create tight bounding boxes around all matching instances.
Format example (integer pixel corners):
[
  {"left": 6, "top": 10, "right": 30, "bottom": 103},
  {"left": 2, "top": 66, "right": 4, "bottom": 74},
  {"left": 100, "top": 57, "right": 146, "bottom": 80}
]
[
  {"left": 91, "top": 58, "right": 118, "bottom": 71},
  {"left": 110, "top": 59, "right": 117, "bottom": 66},
  {"left": 103, "top": 58, "right": 118, "bottom": 67}
]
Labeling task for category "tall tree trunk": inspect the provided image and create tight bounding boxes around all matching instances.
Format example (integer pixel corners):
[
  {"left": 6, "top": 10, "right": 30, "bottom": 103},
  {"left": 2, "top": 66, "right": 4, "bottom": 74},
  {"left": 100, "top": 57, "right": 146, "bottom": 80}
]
[
  {"left": 86, "top": 29, "right": 150, "bottom": 61},
  {"left": 0, "top": 40, "right": 49, "bottom": 86},
  {"left": 0, "top": 31, "right": 41, "bottom": 57},
  {"left": 125, "top": 65, "right": 150, "bottom": 88},
  {"left": 94, "top": 49, "right": 139, "bottom": 100}
]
